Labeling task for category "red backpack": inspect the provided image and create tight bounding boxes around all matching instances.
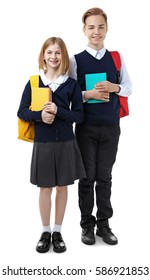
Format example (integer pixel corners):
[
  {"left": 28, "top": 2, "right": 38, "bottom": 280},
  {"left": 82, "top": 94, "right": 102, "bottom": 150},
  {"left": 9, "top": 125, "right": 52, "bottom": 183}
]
[{"left": 110, "top": 51, "right": 129, "bottom": 118}]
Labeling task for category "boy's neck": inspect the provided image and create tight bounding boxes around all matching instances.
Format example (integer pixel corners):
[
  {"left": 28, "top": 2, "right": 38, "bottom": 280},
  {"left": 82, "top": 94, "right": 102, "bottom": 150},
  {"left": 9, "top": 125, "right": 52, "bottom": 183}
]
[{"left": 88, "top": 43, "right": 104, "bottom": 51}]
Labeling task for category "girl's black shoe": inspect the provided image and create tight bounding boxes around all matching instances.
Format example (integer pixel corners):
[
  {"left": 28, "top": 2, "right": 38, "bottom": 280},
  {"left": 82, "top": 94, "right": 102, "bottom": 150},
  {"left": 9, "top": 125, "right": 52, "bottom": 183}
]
[
  {"left": 36, "top": 232, "right": 51, "bottom": 253},
  {"left": 52, "top": 232, "right": 66, "bottom": 253}
]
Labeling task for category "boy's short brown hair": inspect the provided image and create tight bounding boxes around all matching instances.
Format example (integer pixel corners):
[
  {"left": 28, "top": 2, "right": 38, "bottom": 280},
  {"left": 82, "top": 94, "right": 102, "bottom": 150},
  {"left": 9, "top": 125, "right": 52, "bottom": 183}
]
[{"left": 82, "top": 7, "right": 107, "bottom": 25}]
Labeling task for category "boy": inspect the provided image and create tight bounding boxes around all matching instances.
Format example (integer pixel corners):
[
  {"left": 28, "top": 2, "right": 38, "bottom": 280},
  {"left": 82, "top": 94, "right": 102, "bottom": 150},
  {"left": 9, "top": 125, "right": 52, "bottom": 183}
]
[{"left": 69, "top": 7, "right": 132, "bottom": 245}]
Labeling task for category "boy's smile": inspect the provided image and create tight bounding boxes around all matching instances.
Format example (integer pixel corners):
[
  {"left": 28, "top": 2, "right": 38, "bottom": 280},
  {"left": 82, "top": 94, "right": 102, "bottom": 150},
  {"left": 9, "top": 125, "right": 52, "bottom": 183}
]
[{"left": 83, "top": 15, "right": 108, "bottom": 50}]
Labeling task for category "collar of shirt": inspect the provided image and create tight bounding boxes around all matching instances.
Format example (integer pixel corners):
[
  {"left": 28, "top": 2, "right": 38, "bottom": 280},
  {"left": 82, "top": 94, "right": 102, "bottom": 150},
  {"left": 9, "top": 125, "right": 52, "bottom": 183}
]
[
  {"left": 39, "top": 70, "right": 68, "bottom": 92},
  {"left": 85, "top": 45, "right": 106, "bottom": 60}
]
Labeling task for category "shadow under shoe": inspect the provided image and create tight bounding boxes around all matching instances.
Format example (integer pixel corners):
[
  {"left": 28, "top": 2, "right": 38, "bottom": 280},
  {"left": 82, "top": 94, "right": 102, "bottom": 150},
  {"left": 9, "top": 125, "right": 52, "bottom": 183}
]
[
  {"left": 96, "top": 226, "right": 118, "bottom": 245},
  {"left": 36, "top": 231, "right": 51, "bottom": 253},
  {"left": 81, "top": 227, "right": 95, "bottom": 245},
  {"left": 52, "top": 232, "right": 66, "bottom": 253}
]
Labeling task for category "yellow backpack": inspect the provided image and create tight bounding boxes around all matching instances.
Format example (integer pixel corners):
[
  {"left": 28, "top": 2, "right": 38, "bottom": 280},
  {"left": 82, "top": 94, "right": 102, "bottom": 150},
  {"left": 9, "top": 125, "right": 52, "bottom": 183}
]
[{"left": 18, "top": 75, "right": 39, "bottom": 142}]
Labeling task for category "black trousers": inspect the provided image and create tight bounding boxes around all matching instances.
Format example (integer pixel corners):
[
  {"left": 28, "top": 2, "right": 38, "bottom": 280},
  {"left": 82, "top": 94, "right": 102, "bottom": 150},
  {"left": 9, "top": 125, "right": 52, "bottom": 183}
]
[{"left": 75, "top": 124, "right": 120, "bottom": 229}]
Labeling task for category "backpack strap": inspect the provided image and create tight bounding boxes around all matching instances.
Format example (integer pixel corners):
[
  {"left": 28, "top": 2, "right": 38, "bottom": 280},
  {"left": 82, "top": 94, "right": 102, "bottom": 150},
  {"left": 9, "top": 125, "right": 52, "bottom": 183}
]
[
  {"left": 110, "top": 51, "right": 129, "bottom": 118},
  {"left": 17, "top": 76, "right": 38, "bottom": 142},
  {"left": 30, "top": 75, "right": 39, "bottom": 88},
  {"left": 110, "top": 51, "right": 121, "bottom": 71}
]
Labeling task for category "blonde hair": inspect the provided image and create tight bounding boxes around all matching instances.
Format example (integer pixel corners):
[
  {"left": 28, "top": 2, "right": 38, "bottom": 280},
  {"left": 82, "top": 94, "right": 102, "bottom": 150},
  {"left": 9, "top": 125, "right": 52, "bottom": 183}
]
[
  {"left": 82, "top": 7, "right": 107, "bottom": 25},
  {"left": 38, "top": 37, "right": 69, "bottom": 75}
]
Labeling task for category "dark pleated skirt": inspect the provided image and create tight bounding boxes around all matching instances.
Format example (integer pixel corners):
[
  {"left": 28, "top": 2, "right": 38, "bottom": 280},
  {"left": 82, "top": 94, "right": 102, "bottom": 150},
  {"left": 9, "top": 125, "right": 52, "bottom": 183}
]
[{"left": 30, "top": 139, "right": 86, "bottom": 187}]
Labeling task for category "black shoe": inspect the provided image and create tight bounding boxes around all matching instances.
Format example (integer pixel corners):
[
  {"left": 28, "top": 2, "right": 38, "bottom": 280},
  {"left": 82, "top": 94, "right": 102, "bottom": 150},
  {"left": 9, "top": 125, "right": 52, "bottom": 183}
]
[
  {"left": 96, "top": 226, "right": 118, "bottom": 245},
  {"left": 81, "top": 227, "right": 95, "bottom": 245},
  {"left": 52, "top": 232, "right": 66, "bottom": 253},
  {"left": 36, "top": 231, "right": 51, "bottom": 253}
]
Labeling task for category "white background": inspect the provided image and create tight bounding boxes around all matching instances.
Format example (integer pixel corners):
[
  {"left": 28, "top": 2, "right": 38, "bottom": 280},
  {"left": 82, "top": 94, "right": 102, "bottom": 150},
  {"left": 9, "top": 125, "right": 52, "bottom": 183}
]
[{"left": 0, "top": 0, "right": 150, "bottom": 279}]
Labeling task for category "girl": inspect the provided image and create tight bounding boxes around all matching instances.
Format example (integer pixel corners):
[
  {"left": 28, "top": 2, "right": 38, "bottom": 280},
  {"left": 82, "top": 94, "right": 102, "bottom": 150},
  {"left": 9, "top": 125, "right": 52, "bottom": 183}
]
[{"left": 17, "top": 37, "right": 85, "bottom": 253}]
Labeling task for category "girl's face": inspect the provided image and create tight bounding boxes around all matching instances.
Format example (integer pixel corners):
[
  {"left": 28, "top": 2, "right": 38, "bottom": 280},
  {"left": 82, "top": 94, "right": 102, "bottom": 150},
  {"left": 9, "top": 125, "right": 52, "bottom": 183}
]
[
  {"left": 83, "top": 15, "right": 108, "bottom": 50},
  {"left": 43, "top": 43, "right": 62, "bottom": 70}
]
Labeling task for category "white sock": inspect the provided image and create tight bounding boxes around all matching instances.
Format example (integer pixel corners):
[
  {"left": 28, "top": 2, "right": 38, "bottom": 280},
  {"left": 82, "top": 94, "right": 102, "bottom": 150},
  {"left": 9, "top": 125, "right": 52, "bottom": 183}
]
[
  {"left": 52, "top": 224, "right": 62, "bottom": 233},
  {"left": 42, "top": 225, "right": 51, "bottom": 233}
]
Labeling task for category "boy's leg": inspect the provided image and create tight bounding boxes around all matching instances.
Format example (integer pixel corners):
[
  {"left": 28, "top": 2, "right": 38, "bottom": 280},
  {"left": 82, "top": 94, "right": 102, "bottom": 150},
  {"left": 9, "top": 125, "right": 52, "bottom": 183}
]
[
  {"left": 96, "top": 125, "right": 120, "bottom": 245},
  {"left": 76, "top": 124, "right": 98, "bottom": 244}
]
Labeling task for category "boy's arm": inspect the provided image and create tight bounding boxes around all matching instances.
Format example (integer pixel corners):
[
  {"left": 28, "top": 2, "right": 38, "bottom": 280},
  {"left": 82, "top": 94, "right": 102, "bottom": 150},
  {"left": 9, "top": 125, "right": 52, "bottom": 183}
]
[
  {"left": 117, "top": 53, "right": 132, "bottom": 97},
  {"left": 86, "top": 53, "right": 132, "bottom": 100}
]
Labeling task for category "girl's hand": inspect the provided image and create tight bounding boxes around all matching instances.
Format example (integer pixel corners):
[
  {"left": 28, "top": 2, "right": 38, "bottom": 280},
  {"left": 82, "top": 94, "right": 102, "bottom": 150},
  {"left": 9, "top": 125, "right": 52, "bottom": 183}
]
[
  {"left": 41, "top": 110, "right": 55, "bottom": 124},
  {"left": 43, "top": 102, "right": 58, "bottom": 115}
]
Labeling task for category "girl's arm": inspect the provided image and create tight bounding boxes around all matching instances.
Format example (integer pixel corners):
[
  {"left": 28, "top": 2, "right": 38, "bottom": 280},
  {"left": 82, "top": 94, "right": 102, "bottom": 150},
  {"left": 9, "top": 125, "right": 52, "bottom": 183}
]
[
  {"left": 17, "top": 81, "right": 42, "bottom": 122},
  {"left": 55, "top": 81, "right": 84, "bottom": 124}
]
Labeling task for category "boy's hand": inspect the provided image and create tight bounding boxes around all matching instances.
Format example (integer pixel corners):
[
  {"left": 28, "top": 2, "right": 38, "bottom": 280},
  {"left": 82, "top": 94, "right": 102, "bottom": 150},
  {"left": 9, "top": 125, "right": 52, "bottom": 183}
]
[
  {"left": 95, "top": 81, "right": 120, "bottom": 93},
  {"left": 93, "top": 89, "right": 110, "bottom": 101},
  {"left": 84, "top": 88, "right": 110, "bottom": 102}
]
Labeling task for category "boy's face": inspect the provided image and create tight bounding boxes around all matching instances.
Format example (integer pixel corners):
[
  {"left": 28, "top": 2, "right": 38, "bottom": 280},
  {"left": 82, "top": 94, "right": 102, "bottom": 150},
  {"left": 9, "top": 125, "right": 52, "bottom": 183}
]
[{"left": 83, "top": 15, "right": 108, "bottom": 50}]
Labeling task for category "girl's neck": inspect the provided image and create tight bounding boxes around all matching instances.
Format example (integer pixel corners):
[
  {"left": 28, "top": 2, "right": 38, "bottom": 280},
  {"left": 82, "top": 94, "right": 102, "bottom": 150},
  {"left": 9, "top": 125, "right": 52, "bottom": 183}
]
[{"left": 45, "top": 70, "right": 60, "bottom": 82}]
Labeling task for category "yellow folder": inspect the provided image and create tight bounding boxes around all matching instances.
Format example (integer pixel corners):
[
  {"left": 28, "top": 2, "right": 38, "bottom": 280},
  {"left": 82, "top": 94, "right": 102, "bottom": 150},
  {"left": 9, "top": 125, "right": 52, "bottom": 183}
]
[{"left": 31, "top": 87, "right": 51, "bottom": 111}]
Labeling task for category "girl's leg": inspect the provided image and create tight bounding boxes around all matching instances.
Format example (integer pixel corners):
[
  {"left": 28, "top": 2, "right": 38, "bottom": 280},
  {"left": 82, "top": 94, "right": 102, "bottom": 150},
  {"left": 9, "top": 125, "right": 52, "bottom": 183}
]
[
  {"left": 55, "top": 186, "right": 68, "bottom": 225},
  {"left": 39, "top": 187, "right": 53, "bottom": 226},
  {"left": 52, "top": 186, "right": 68, "bottom": 253},
  {"left": 36, "top": 187, "right": 52, "bottom": 253}
]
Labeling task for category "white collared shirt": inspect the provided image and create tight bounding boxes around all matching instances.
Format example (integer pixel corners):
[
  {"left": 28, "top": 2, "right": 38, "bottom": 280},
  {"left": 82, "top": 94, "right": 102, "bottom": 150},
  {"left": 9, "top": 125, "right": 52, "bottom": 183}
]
[
  {"left": 86, "top": 45, "right": 106, "bottom": 60},
  {"left": 40, "top": 70, "right": 68, "bottom": 92},
  {"left": 69, "top": 46, "right": 132, "bottom": 97}
]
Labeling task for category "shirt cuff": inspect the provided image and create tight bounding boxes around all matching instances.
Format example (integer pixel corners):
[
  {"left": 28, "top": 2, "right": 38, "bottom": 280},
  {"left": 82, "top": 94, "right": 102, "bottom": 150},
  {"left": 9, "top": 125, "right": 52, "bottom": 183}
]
[{"left": 82, "top": 91, "right": 87, "bottom": 103}]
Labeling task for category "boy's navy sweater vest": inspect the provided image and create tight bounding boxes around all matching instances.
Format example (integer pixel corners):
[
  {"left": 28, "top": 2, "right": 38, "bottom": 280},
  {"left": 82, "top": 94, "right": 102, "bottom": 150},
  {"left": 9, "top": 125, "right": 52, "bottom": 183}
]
[{"left": 75, "top": 50, "right": 120, "bottom": 125}]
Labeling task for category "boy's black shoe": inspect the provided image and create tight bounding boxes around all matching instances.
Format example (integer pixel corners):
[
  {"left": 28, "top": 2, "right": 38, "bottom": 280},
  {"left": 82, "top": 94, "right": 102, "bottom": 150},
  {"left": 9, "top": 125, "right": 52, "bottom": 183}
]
[
  {"left": 81, "top": 227, "right": 95, "bottom": 245},
  {"left": 36, "top": 231, "right": 51, "bottom": 253},
  {"left": 96, "top": 226, "right": 118, "bottom": 245},
  {"left": 52, "top": 232, "right": 66, "bottom": 253}
]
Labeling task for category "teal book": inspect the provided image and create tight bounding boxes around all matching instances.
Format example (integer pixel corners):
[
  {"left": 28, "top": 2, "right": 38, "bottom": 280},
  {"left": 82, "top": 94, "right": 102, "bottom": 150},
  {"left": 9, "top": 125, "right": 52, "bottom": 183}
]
[{"left": 85, "top": 72, "right": 107, "bottom": 103}]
